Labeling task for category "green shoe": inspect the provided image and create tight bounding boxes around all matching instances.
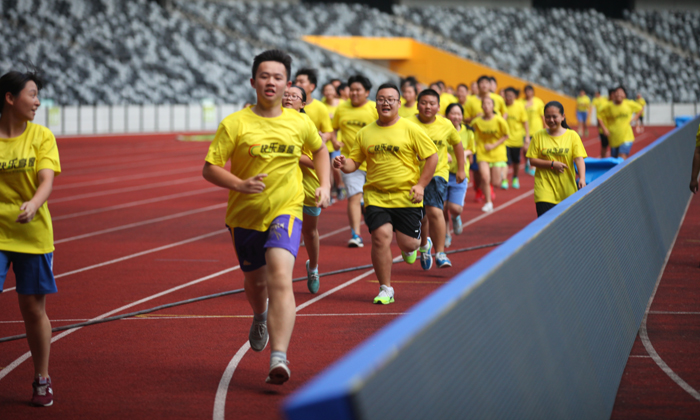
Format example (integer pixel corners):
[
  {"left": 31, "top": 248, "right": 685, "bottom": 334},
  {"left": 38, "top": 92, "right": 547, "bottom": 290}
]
[
  {"left": 401, "top": 250, "right": 417, "bottom": 264},
  {"left": 373, "top": 285, "right": 395, "bottom": 304},
  {"left": 512, "top": 178, "right": 520, "bottom": 189},
  {"left": 500, "top": 179, "right": 509, "bottom": 190}
]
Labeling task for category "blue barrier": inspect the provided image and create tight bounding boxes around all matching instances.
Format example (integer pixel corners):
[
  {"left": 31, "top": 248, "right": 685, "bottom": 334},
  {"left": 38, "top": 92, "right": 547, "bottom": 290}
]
[
  {"left": 676, "top": 115, "right": 693, "bottom": 127},
  {"left": 284, "top": 117, "right": 700, "bottom": 420},
  {"left": 580, "top": 157, "right": 623, "bottom": 184}
]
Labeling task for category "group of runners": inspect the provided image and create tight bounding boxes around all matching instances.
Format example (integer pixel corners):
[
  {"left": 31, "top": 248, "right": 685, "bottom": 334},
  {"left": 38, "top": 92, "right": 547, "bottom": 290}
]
[{"left": 0, "top": 48, "right": 685, "bottom": 402}]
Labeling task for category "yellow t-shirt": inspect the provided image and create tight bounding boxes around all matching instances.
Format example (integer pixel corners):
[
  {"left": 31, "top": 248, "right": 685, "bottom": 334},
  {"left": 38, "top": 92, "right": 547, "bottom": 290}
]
[
  {"left": 398, "top": 102, "right": 418, "bottom": 118},
  {"left": 407, "top": 115, "right": 461, "bottom": 182},
  {"left": 305, "top": 99, "right": 334, "bottom": 153},
  {"left": 0, "top": 123, "right": 61, "bottom": 254},
  {"left": 205, "top": 107, "right": 322, "bottom": 231},
  {"left": 636, "top": 97, "right": 647, "bottom": 116},
  {"left": 332, "top": 100, "right": 378, "bottom": 171},
  {"left": 597, "top": 100, "right": 644, "bottom": 148},
  {"left": 525, "top": 97, "right": 545, "bottom": 133},
  {"left": 448, "top": 125, "right": 474, "bottom": 174},
  {"left": 324, "top": 102, "right": 338, "bottom": 119},
  {"left": 464, "top": 93, "right": 507, "bottom": 120},
  {"left": 526, "top": 129, "right": 588, "bottom": 204},
  {"left": 696, "top": 125, "right": 700, "bottom": 147},
  {"left": 593, "top": 97, "right": 610, "bottom": 134},
  {"left": 505, "top": 102, "right": 528, "bottom": 147},
  {"left": 439, "top": 93, "right": 459, "bottom": 116},
  {"left": 471, "top": 115, "right": 510, "bottom": 163},
  {"left": 348, "top": 118, "right": 438, "bottom": 208},
  {"left": 576, "top": 95, "right": 591, "bottom": 112}
]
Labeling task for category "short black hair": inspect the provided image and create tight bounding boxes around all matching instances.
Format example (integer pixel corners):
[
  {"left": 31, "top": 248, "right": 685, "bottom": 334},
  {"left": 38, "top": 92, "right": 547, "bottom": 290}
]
[
  {"left": 402, "top": 81, "right": 417, "bottom": 94},
  {"left": 613, "top": 85, "right": 627, "bottom": 96},
  {"left": 251, "top": 49, "right": 292, "bottom": 80},
  {"left": 504, "top": 87, "right": 519, "bottom": 96},
  {"left": 401, "top": 76, "right": 418, "bottom": 87},
  {"left": 295, "top": 68, "right": 318, "bottom": 88},
  {"left": 0, "top": 69, "right": 44, "bottom": 115},
  {"left": 348, "top": 74, "right": 372, "bottom": 91},
  {"left": 489, "top": 76, "right": 497, "bottom": 83},
  {"left": 445, "top": 102, "right": 464, "bottom": 116},
  {"left": 330, "top": 78, "right": 341, "bottom": 84},
  {"left": 336, "top": 82, "right": 348, "bottom": 95},
  {"left": 457, "top": 83, "right": 469, "bottom": 91},
  {"left": 477, "top": 75, "right": 490, "bottom": 84},
  {"left": 376, "top": 83, "right": 401, "bottom": 99},
  {"left": 524, "top": 84, "right": 534, "bottom": 92},
  {"left": 436, "top": 80, "right": 446, "bottom": 88},
  {"left": 417, "top": 88, "right": 440, "bottom": 104}
]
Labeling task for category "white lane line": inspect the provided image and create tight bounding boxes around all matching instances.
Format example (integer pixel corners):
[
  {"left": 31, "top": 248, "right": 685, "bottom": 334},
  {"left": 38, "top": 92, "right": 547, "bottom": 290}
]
[
  {"left": 2, "top": 287, "right": 15, "bottom": 292},
  {"left": 54, "top": 230, "right": 227, "bottom": 279},
  {"left": 63, "top": 155, "right": 198, "bottom": 176},
  {"left": 213, "top": 268, "right": 379, "bottom": 420},
  {"left": 0, "top": 319, "right": 90, "bottom": 324},
  {"left": 639, "top": 198, "right": 700, "bottom": 403},
  {"left": 54, "top": 166, "right": 201, "bottom": 190},
  {"left": 0, "top": 266, "right": 240, "bottom": 382},
  {"left": 462, "top": 190, "right": 534, "bottom": 229},
  {"left": 51, "top": 177, "right": 204, "bottom": 203},
  {"left": 52, "top": 187, "right": 221, "bottom": 221},
  {"left": 55, "top": 204, "right": 227, "bottom": 244},
  {"left": 629, "top": 355, "right": 652, "bottom": 358}
]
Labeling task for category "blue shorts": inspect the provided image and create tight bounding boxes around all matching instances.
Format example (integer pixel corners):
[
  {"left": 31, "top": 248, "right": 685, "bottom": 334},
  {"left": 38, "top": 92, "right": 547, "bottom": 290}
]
[
  {"left": 576, "top": 111, "right": 588, "bottom": 122},
  {"left": 0, "top": 250, "right": 57, "bottom": 295},
  {"left": 303, "top": 205, "right": 322, "bottom": 217},
  {"left": 229, "top": 214, "right": 303, "bottom": 272},
  {"left": 610, "top": 141, "right": 633, "bottom": 158},
  {"left": 330, "top": 150, "right": 341, "bottom": 159},
  {"left": 446, "top": 173, "right": 468, "bottom": 206},
  {"left": 423, "top": 176, "right": 448, "bottom": 210}
]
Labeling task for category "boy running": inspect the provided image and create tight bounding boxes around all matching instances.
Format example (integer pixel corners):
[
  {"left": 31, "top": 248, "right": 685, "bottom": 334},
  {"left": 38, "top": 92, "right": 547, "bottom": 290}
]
[
  {"left": 597, "top": 86, "right": 643, "bottom": 159},
  {"left": 202, "top": 50, "right": 331, "bottom": 385},
  {"left": 334, "top": 83, "right": 437, "bottom": 304}
]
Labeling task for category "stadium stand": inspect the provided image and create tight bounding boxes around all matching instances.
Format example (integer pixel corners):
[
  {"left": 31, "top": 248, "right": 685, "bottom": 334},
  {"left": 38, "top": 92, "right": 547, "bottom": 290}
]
[{"left": 1, "top": 0, "right": 699, "bottom": 104}]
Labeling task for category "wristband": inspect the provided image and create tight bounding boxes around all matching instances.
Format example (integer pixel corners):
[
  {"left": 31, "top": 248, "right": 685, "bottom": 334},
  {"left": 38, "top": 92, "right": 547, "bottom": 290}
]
[{"left": 551, "top": 161, "right": 554, "bottom": 169}]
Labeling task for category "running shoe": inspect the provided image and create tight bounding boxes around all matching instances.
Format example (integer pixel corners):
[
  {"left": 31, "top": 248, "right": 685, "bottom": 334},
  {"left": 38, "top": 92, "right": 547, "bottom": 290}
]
[
  {"left": 512, "top": 178, "right": 520, "bottom": 189},
  {"left": 435, "top": 252, "right": 452, "bottom": 268},
  {"left": 249, "top": 317, "right": 269, "bottom": 352},
  {"left": 31, "top": 376, "right": 53, "bottom": 407},
  {"left": 452, "top": 215, "right": 463, "bottom": 235},
  {"left": 348, "top": 235, "right": 364, "bottom": 248},
  {"left": 373, "top": 285, "right": 395, "bottom": 304},
  {"left": 420, "top": 237, "right": 433, "bottom": 270},
  {"left": 337, "top": 187, "right": 348, "bottom": 201},
  {"left": 401, "top": 250, "right": 417, "bottom": 264},
  {"left": 473, "top": 188, "right": 484, "bottom": 203},
  {"left": 306, "top": 260, "right": 320, "bottom": 294},
  {"left": 266, "top": 357, "right": 290, "bottom": 385},
  {"left": 501, "top": 179, "right": 509, "bottom": 190},
  {"left": 481, "top": 202, "right": 494, "bottom": 213},
  {"left": 445, "top": 233, "right": 452, "bottom": 248}
]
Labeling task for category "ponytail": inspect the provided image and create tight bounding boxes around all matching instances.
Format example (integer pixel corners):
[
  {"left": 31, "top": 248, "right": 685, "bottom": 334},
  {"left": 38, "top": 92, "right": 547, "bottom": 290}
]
[{"left": 544, "top": 101, "right": 569, "bottom": 129}]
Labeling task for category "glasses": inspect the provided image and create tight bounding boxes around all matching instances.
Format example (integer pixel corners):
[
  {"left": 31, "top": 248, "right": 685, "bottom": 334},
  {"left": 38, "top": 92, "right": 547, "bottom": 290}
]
[
  {"left": 283, "top": 93, "right": 302, "bottom": 101},
  {"left": 376, "top": 97, "right": 399, "bottom": 105}
]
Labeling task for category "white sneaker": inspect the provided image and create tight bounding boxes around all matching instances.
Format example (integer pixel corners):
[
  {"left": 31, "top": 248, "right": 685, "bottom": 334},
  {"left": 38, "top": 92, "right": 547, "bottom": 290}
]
[
  {"left": 266, "top": 357, "right": 290, "bottom": 385},
  {"left": 481, "top": 202, "right": 494, "bottom": 213},
  {"left": 373, "top": 285, "right": 395, "bottom": 304}
]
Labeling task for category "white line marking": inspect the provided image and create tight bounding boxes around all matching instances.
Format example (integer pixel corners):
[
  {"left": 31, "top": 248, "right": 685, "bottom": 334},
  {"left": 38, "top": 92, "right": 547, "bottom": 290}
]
[
  {"left": 51, "top": 177, "right": 203, "bottom": 203},
  {"left": 639, "top": 198, "right": 700, "bottom": 403},
  {"left": 54, "top": 230, "right": 227, "bottom": 279},
  {"left": 0, "top": 266, "right": 240, "bottom": 382},
  {"left": 52, "top": 187, "right": 221, "bottom": 221},
  {"left": 628, "top": 355, "right": 652, "bottom": 358},
  {"left": 0, "top": 319, "right": 91, "bottom": 324},
  {"left": 213, "top": 268, "right": 378, "bottom": 420},
  {"left": 64, "top": 155, "right": 198, "bottom": 176},
  {"left": 2, "top": 287, "right": 15, "bottom": 292},
  {"left": 54, "top": 204, "right": 226, "bottom": 244},
  {"left": 54, "top": 166, "right": 201, "bottom": 190},
  {"left": 461, "top": 190, "right": 534, "bottom": 229}
]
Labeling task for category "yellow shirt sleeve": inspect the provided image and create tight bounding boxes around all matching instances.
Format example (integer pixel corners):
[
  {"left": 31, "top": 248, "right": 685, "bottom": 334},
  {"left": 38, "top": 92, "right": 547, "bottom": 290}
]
[
  {"left": 205, "top": 123, "right": 236, "bottom": 167},
  {"left": 37, "top": 129, "right": 61, "bottom": 175},
  {"left": 348, "top": 129, "right": 367, "bottom": 166}
]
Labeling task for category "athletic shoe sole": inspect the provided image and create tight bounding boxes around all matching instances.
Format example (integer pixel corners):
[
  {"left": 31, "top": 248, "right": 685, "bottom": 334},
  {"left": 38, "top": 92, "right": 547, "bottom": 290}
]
[
  {"left": 266, "top": 362, "right": 290, "bottom": 385},
  {"left": 373, "top": 296, "right": 395, "bottom": 304}
]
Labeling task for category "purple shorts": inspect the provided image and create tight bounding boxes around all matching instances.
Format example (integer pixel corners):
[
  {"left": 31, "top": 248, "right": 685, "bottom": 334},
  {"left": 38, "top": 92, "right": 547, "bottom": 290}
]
[{"left": 229, "top": 214, "right": 303, "bottom": 272}]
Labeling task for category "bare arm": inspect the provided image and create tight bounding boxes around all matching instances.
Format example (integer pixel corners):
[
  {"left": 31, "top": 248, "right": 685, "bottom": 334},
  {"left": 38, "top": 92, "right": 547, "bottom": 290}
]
[
  {"left": 691, "top": 146, "right": 700, "bottom": 194},
  {"left": 311, "top": 143, "right": 332, "bottom": 208},
  {"left": 597, "top": 118, "right": 610, "bottom": 136},
  {"left": 202, "top": 162, "right": 266, "bottom": 193},
  {"left": 300, "top": 155, "right": 314, "bottom": 169},
  {"left": 411, "top": 153, "right": 438, "bottom": 204},
  {"left": 333, "top": 155, "right": 360, "bottom": 173},
  {"left": 529, "top": 157, "right": 567, "bottom": 174},
  {"left": 16, "top": 168, "right": 55, "bottom": 223},
  {"left": 454, "top": 142, "right": 466, "bottom": 184},
  {"left": 574, "top": 156, "right": 586, "bottom": 189},
  {"left": 484, "top": 135, "right": 508, "bottom": 151}
]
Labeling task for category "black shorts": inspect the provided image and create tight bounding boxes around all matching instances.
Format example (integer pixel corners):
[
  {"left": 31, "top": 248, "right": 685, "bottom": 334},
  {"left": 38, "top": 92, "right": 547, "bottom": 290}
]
[
  {"left": 506, "top": 146, "right": 522, "bottom": 165},
  {"left": 536, "top": 202, "right": 557, "bottom": 217},
  {"left": 364, "top": 205, "right": 424, "bottom": 239},
  {"left": 599, "top": 132, "right": 609, "bottom": 148}
]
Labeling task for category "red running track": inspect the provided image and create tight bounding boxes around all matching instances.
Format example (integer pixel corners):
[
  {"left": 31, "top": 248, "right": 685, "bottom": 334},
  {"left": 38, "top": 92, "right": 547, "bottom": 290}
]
[{"left": 1, "top": 127, "right": 694, "bottom": 420}]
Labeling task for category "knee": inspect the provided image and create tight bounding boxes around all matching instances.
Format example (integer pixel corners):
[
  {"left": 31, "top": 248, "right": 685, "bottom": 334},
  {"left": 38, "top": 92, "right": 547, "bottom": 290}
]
[{"left": 19, "top": 301, "right": 46, "bottom": 322}]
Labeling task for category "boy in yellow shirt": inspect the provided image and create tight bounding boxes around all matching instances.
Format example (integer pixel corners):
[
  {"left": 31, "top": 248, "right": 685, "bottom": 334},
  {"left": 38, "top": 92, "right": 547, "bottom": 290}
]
[
  {"left": 592, "top": 90, "right": 610, "bottom": 157},
  {"left": 334, "top": 83, "right": 438, "bottom": 304},
  {"left": 597, "top": 86, "right": 643, "bottom": 159},
  {"left": 690, "top": 124, "right": 700, "bottom": 194},
  {"left": 464, "top": 75, "right": 508, "bottom": 124},
  {"left": 576, "top": 89, "right": 591, "bottom": 137},
  {"left": 203, "top": 50, "right": 331, "bottom": 385},
  {"left": 504, "top": 87, "right": 529, "bottom": 190},
  {"left": 0, "top": 70, "right": 61, "bottom": 406},
  {"left": 408, "top": 89, "right": 465, "bottom": 269}
]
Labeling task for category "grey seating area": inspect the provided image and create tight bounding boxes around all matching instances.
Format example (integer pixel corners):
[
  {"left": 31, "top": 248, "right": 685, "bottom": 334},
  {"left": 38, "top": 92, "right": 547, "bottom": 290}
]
[{"left": 625, "top": 10, "right": 700, "bottom": 58}]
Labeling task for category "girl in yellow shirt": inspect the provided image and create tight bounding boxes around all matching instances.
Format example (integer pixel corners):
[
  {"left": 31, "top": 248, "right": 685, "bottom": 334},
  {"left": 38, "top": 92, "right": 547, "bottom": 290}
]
[
  {"left": 526, "top": 101, "right": 587, "bottom": 217},
  {"left": 444, "top": 103, "right": 474, "bottom": 247},
  {"left": 0, "top": 70, "right": 61, "bottom": 406}
]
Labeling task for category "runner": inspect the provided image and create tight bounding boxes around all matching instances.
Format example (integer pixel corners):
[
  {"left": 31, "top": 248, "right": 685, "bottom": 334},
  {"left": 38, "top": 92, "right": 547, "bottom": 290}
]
[
  {"left": 399, "top": 80, "right": 418, "bottom": 118},
  {"left": 333, "top": 83, "right": 438, "bottom": 304},
  {"left": 332, "top": 75, "right": 378, "bottom": 247},
  {"left": 408, "top": 89, "right": 465, "bottom": 269},
  {"left": 337, "top": 82, "right": 350, "bottom": 102},
  {"left": 471, "top": 96, "right": 510, "bottom": 213},
  {"left": 503, "top": 87, "right": 529, "bottom": 190},
  {"left": 456, "top": 83, "right": 469, "bottom": 109},
  {"left": 0, "top": 69, "right": 61, "bottom": 407},
  {"left": 592, "top": 90, "right": 610, "bottom": 158},
  {"left": 597, "top": 86, "right": 643, "bottom": 159},
  {"left": 690, "top": 124, "right": 700, "bottom": 194},
  {"left": 635, "top": 92, "right": 646, "bottom": 134},
  {"left": 464, "top": 75, "right": 507, "bottom": 124},
  {"left": 320, "top": 82, "right": 346, "bottom": 201},
  {"left": 526, "top": 101, "right": 587, "bottom": 217},
  {"left": 443, "top": 103, "right": 474, "bottom": 248},
  {"left": 321, "top": 82, "right": 340, "bottom": 116},
  {"left": 202, "top": 50, "right": 331, "bottom": 385},
  {"left": 523, "top": 85, "right": 544, "bottom": 175},
  {"left": 576, "top": 89, "right": 591, "bottom": 137}
]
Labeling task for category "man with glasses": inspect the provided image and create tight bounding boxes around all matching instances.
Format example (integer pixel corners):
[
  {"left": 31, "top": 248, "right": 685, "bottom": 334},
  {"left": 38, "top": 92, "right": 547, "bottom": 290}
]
[
  {"left": 332, "top": 75, "right": 378, "bottom": 248},
  {"left": 408, "top": 89, "right": 465, "bottom": 270},
  {"left": 334, "top": 83, "right": 437, "bottom": 304}
]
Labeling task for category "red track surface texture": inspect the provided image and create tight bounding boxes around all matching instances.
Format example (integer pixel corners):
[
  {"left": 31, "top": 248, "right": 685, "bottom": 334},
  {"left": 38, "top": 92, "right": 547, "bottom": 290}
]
[{"left": 1, "top": 127, "right": 696, "bottom": 419}]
